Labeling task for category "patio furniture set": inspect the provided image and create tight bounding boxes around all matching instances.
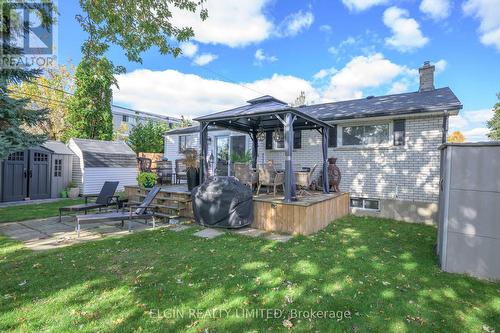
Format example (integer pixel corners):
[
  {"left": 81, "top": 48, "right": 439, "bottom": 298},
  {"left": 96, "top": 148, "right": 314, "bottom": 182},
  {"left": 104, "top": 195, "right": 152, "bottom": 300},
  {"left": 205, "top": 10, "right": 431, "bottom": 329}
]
[{"left": 59, "top": 181, "right": 161, "bottom": 237}]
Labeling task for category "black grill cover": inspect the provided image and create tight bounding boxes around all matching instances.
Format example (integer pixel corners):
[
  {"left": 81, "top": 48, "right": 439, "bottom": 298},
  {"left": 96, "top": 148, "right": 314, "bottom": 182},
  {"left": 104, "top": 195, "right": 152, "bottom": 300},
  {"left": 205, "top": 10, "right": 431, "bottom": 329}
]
[{"left": 191, "top": 176, "right": 253, "bottom": 228}]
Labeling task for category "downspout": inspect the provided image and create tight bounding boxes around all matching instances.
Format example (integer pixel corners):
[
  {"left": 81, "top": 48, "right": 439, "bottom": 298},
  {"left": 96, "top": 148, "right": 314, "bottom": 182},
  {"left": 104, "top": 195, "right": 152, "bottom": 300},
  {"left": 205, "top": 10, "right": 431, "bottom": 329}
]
[{"left": 442, "top": 110, "right": 449, "bottom": 144}]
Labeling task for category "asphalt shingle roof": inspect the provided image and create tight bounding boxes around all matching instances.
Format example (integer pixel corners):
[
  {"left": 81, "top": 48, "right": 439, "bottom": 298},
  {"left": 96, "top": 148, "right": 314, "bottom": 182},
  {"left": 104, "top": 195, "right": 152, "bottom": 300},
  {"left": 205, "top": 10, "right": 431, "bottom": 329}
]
[
  {"left": 72, "top": 139, "right": 137, "bottom": 168},
  {"left": 298, "top": 87, "right": 462, "bottom": 121}
]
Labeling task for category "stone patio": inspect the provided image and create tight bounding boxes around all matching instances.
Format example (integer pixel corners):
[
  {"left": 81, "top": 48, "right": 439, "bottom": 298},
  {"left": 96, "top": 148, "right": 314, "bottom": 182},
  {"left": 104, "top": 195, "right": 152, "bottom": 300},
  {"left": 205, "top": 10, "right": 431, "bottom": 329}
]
[{"left": 0, "top": 217, "right": 293, "bottom": 251}]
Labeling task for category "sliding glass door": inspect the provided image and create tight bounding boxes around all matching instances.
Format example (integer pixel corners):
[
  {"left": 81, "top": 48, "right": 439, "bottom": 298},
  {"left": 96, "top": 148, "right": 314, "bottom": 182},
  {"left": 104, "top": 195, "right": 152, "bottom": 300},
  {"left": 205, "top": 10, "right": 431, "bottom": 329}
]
[{"left": 214, "top": 135, "right": 247, "bottom": 176}]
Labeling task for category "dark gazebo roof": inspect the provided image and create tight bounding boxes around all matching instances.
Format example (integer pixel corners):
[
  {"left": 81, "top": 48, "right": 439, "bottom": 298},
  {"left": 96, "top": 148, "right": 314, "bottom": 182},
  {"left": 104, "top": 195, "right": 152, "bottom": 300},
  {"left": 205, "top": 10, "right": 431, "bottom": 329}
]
[{"left": 194, "top": 96, "right": 333, "bottom": 132}]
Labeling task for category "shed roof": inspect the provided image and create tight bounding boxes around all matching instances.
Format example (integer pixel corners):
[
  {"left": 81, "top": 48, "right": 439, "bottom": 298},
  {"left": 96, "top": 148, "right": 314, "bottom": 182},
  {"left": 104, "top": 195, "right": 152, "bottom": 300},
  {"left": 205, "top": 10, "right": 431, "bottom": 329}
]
[
  {"left": 298, "top": 87, "right": 462, "bottom": 121},
  {"left": 41, "top": 141, "right": 74, "bottom": 155},
  {"left": 72, "top": 139, "right": 137, "bottom": 168}
]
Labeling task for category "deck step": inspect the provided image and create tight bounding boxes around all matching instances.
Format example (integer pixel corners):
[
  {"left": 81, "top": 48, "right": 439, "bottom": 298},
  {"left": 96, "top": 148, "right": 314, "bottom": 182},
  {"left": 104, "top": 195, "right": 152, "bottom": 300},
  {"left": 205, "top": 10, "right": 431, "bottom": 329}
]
[{"left": 129, "top": 201, "right": 185, "bottom": 210}]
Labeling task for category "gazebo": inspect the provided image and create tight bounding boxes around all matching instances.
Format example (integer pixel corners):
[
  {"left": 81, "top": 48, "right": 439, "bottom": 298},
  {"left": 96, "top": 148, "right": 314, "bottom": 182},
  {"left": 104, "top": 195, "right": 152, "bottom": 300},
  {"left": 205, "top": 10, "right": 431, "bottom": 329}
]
[{"left": 194, "top": 96, "right": 335, "bottom": 203}]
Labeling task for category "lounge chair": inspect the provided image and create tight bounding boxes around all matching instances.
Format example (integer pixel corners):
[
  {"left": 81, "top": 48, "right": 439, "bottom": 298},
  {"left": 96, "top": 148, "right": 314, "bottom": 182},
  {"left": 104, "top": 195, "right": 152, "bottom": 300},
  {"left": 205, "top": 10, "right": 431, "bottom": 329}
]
[
  {"left": 74, "top": 186, "right": 161, "bottom": 237},
  {"left": 59, "top": 181, "right": 119, "bottom": 222}
]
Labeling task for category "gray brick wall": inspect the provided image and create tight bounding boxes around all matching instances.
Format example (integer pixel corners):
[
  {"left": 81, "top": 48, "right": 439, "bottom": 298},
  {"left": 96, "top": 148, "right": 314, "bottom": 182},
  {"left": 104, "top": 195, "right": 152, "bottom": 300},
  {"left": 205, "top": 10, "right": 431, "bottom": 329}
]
[{"left": 260, "top": 115, "right": 443, "bottom": 203}]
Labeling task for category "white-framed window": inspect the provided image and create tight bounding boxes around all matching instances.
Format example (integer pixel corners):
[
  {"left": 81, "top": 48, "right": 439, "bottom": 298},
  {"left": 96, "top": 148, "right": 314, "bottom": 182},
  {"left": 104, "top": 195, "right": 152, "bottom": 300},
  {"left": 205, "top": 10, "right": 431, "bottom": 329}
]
[
  {"left": 122, "top": 115, "right": 129, "bottom": 122},
  {"left": 273, "top": 136, "right": 285, "bottom": 150},
  {"left": 350, "top": 197, "right": 380, "bottom": 211},
  {"left": 338, "top": 122, "right": 392, "bottom": 147},
  {"left": 178, "top": 135, "right": 194, "bottom": 153}
]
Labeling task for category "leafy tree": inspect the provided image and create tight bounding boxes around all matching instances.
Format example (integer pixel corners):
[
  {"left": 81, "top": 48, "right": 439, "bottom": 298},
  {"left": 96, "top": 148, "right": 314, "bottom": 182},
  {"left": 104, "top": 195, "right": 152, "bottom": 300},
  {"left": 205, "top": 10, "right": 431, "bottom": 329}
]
[
  {"left": 63, "top": 58, "right": 116, "bottom": 141},
  {"left": 486, "top": 93, "right": 500, "bottom": 140},
  {"left": 179, "top": 115, "right": 193, "bottom": 128},
  {"left": 447, "top": 131, "right": 465, "bottom": 143},
  {"left": 8, "top": 63, "right": 74, "bottom": 141},
  {"left": 292, "top": 91, "right": 306, "bottom": 107},
  {"left": 113, "top": 121, "right": 129, "bottom": 141},
  {"left": 77, "top": 0, "right": 208, "bottom": 63},
  {"left": 128, "top": 120, "right": 169, "bottom": 153},
  {"left": 0, "top": 1, "right": 52, "bottom": 159}
]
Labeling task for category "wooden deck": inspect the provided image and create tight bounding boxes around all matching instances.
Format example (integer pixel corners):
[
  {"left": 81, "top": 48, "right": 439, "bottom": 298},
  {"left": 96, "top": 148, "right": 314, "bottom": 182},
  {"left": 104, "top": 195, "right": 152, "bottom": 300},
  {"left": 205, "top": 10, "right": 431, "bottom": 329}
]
[
  {"left": 252, "top": 192, "right": 350, "bottom": 235},
  {"left": 125, "top": 185, "right": 349, "bottom": 235}
]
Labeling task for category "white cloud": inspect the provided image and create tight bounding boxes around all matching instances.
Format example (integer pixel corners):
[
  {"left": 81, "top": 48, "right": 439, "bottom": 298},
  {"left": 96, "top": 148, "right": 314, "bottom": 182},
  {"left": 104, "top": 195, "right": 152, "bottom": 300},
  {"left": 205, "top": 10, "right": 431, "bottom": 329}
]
[
  {"left": 463, "top": 0, "right": 500, "bottom": 51},
  {"left": 341, "top": 0, "right": 388, "bottom": 12},
  {"left": 276, "top": 10, "right": 314, "bottom": 37},
  {"left": 193, "top": 53, "right": 218, "bottom": 66},
  {"left": 254, "top": 49, "right": 278, "bottom": 65},
  {"left": 113, "top": 70, "right": 319, "bottom": 118},
  {"left": 323, "top": 53, "right": 414, "bottom": 101},
  {"left": 419, "top": 0, "right": 451, "bottom": 21},
  {"left": 434, "top": 59, "right": 447, "bottom": 73},
  {"left": 313, "top": 67, "right": 338, "bottom": 80},
  {"left": 383, "top": 6, "right": 429, "bottom": 52},
  {"left": 388, "top": 81, "right": 409, "bottom": 94},
  {"left": 319, "top": 24, "right": 333, "bottom": 33},
  {"left": 179, "top": 42, "right": 198, "bottom": 58},
  {"left": 449, "top": 108, "right": 494, "bottom": 141},
  {"left": 170, "top": 0, "right": 273, "bottom": 47}
]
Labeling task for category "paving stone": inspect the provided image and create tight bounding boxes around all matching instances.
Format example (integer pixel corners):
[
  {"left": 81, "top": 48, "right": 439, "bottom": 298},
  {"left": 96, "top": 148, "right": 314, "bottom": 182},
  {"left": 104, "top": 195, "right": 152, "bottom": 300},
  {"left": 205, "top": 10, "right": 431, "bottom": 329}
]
[
  {"left": 33, "top": 223, "right": 74, "bottom": 234},
  {"left": 169, "top": 225, "right": 191, "bottom": 232},
  {"left": 193, "top": 228, "right": 224, "bottom": 239},
  {"left": 0, "top": 223, "right": 30, "bottom": 234},
  {"left": 264, "top": 233, "right": 293, "bottom": 243},
  {"left": 232, "top": 227, "right": 267, "bottom": 238},
  {"left": 8, "top": 230, "right": 45, "bottom": 241}
]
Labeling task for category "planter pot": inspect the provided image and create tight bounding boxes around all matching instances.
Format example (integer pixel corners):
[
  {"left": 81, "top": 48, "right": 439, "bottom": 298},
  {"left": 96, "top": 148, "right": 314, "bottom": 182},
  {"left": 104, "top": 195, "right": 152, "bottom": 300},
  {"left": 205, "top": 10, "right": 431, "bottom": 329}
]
[
  {"left": 68, "top": 187, "right": 79, "bottom": 199},
  {"left": 187, "top": 168, "right": 200, "bottom": 191},
  {"left": 60, "top": 191, "right": 68, "bottom": 198}
]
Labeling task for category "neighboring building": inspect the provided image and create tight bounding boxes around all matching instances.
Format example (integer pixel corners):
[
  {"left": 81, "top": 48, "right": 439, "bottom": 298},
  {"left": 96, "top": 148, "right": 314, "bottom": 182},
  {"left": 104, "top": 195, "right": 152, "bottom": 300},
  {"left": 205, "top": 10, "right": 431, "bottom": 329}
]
[
  {"left": 164, "top": 62, "right": 463, "bottom": 224},
  {"left": 112, "top": 105, "right": 182, "bottom": 136},
  {"left": 68, "top": 138, "right": 138, "bottom": 195}
]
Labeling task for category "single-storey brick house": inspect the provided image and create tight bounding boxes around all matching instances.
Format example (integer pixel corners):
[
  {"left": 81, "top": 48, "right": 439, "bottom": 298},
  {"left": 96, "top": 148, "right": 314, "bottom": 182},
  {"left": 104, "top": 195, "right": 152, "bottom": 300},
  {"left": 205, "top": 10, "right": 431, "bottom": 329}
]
[{"left": 164, "top": 62, "right": 462, "bottom": 224}]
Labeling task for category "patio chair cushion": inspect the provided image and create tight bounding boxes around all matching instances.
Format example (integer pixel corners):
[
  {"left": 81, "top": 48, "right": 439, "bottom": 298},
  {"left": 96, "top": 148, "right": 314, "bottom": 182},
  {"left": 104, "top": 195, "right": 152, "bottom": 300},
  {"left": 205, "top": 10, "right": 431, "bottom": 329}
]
[{"left": 191, "top": 176, "right": 253, "bottom": 229}]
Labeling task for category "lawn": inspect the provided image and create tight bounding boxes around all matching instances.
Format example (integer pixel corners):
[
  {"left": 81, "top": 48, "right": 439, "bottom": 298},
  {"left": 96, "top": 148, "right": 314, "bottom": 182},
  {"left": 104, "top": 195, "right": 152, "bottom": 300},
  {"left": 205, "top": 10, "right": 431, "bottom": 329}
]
[
  {"left": 0, "top": 198, "right": 85, "bottom": 223},
  {"left": 0, "top": 216, "right": 498, "bottom": 332}
]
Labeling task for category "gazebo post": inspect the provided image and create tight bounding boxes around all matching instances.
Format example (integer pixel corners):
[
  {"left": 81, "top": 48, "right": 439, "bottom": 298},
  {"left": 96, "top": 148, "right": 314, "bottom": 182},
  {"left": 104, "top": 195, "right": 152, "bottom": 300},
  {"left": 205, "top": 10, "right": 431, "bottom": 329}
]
[
  {"left": 322, "top": 126, "right": 330, "bottom": 193},
  {"left": 251, "top": 130, "right": 258, "bottom": 170},
  {"left": 199, "top": 122, "right": 209, "bottom": 184},
  {"left": 283, "top": 112, "right": 296, "bottom": 202}
]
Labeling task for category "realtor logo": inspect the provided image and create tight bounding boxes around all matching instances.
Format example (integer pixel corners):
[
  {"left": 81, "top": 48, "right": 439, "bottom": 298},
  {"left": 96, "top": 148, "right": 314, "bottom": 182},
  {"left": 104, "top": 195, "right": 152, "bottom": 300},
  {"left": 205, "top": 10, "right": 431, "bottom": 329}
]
[{"left": 1, "top": 0, "right": 57, "bottom": 68}]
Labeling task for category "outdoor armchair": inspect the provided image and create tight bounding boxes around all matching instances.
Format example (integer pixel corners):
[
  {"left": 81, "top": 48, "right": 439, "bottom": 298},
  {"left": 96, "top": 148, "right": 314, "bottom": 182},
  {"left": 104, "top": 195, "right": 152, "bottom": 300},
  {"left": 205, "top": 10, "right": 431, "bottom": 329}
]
[
  {"left": 59, "top": 181, "right": 119, "bottom": 222},
  {"left": 234, "top": 163, "right": 257, "bottom": 188},
  {"left": 295, "top": 164, "right": 318, "bottom": 196},
  {"left": 175, "top": 159, "right": 187, "bottom": 184},
  {"left": 256, "top": 164, "right": 284, "bottom": 196}
]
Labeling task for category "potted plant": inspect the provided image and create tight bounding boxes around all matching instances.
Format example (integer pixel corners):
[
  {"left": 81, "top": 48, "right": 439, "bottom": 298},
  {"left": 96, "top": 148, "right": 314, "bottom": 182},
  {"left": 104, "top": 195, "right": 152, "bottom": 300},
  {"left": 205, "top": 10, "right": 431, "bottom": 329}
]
[
  {"left": 183, "top": 149, "right": 199, "bottom": 190},
  {"left": 67, "top": 181, "right": 79, "bottom": 198},
  {"left": 137, "top": 172, "right": 158, "bottom": 188}
]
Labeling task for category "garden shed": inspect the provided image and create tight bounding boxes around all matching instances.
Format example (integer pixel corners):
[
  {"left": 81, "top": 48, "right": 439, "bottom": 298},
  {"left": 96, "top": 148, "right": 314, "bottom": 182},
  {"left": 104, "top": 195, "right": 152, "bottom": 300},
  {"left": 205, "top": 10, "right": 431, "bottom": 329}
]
[
  {"left": 68, "top": 138, "right": 138, "bottom": 195},
  {"left": 0, "top": 141, "right": 74, "bottom": 202}
]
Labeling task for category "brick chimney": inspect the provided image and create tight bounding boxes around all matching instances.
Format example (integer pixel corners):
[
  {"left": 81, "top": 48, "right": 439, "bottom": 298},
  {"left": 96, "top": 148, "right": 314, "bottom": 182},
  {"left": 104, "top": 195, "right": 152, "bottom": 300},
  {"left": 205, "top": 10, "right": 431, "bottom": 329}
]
[{"left": 419, "top": 61, "right": 435, "bottom": 92}]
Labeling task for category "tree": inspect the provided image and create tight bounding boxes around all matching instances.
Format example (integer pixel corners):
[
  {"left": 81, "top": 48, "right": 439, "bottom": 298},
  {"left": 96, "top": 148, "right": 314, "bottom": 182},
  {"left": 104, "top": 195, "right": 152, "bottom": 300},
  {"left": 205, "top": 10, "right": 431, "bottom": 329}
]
[
  {"left": 77, "top": 0, "right": 208, "bottom": 63},
  {"left": 63, "top": 58, "right": 115, "bottom": 141},
  {"left": 292, "top": 91, "right": 306, "bottom": 107},
  {"left": 179, "top": 115, "right": 193, "bottom": 128},
  {"left": 128, "top": 120, "right": 169, "bottom": 153},
  {"left": 0, "top": 1, "right": 52, "bottom": 159},
  {"left": 113, "top": 122, "right": 129, "bottom": 141},
  {"left": 486, "top": 93, "right": 500, "bottom": 140},
  {"left": 8, "top": 63, "right": 74, "bottom": 141},
  {"left": 447, "top": 131, "right": 465, "bottom": 143}
]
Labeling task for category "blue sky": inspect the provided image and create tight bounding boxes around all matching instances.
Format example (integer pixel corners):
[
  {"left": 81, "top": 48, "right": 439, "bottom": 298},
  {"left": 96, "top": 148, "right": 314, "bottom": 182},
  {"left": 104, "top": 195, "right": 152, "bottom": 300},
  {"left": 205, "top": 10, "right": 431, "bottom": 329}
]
[{"left": 57, "top": 0, "right": 500, "bottom": 141}]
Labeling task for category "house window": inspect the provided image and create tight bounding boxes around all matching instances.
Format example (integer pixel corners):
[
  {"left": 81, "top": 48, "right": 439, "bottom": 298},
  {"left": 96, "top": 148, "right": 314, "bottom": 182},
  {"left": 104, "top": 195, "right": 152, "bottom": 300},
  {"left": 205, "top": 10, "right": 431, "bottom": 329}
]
[
  {"left": 54, "top": 159, "right": 62, "bottom": 177},
  {"left": 273, "top": 136, "right": 285, "bottom": 150},
  {"left": 122, "top": 115, "right": 129, "bottom": 122},
  {"left": 178, "top": 135, "right": 194, "bottom": 153},
  {"left": 350, "top": 197, "right": 380, "bottom": 211},
  {"left": 340, "top": 123, "right": 391, "bottom": 146}
]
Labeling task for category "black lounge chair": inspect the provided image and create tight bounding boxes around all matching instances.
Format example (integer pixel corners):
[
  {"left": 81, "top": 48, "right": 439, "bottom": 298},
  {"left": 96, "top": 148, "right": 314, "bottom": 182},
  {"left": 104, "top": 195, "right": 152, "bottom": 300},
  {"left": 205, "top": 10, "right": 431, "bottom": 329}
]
[
  {"left": 75, "top": 186, "right": 161, "bottom": 237},
  {"left": 59, "top": 181, "right": 119, "bottom": 222}
]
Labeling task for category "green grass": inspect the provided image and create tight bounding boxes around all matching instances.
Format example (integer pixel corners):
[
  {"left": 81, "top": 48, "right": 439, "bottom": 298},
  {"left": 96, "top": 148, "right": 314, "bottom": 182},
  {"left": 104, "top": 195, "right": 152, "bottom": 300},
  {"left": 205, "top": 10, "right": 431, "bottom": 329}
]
[
  {"left": 0, "top": 216, "right": 498, "bottom": 332},
  {"left": 0, "top": 198, "right": 85, "bottom": 223}
]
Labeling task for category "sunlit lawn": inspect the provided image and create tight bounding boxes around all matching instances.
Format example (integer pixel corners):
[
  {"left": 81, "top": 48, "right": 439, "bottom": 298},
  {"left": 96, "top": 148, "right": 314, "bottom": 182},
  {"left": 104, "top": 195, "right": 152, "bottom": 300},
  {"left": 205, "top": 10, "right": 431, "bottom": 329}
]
[
  {"left": 0, "top": 215, "right": 498, "bottom": 332},
  {"left": 0, "top": 198, "right": 84, "bottom": 223}
]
